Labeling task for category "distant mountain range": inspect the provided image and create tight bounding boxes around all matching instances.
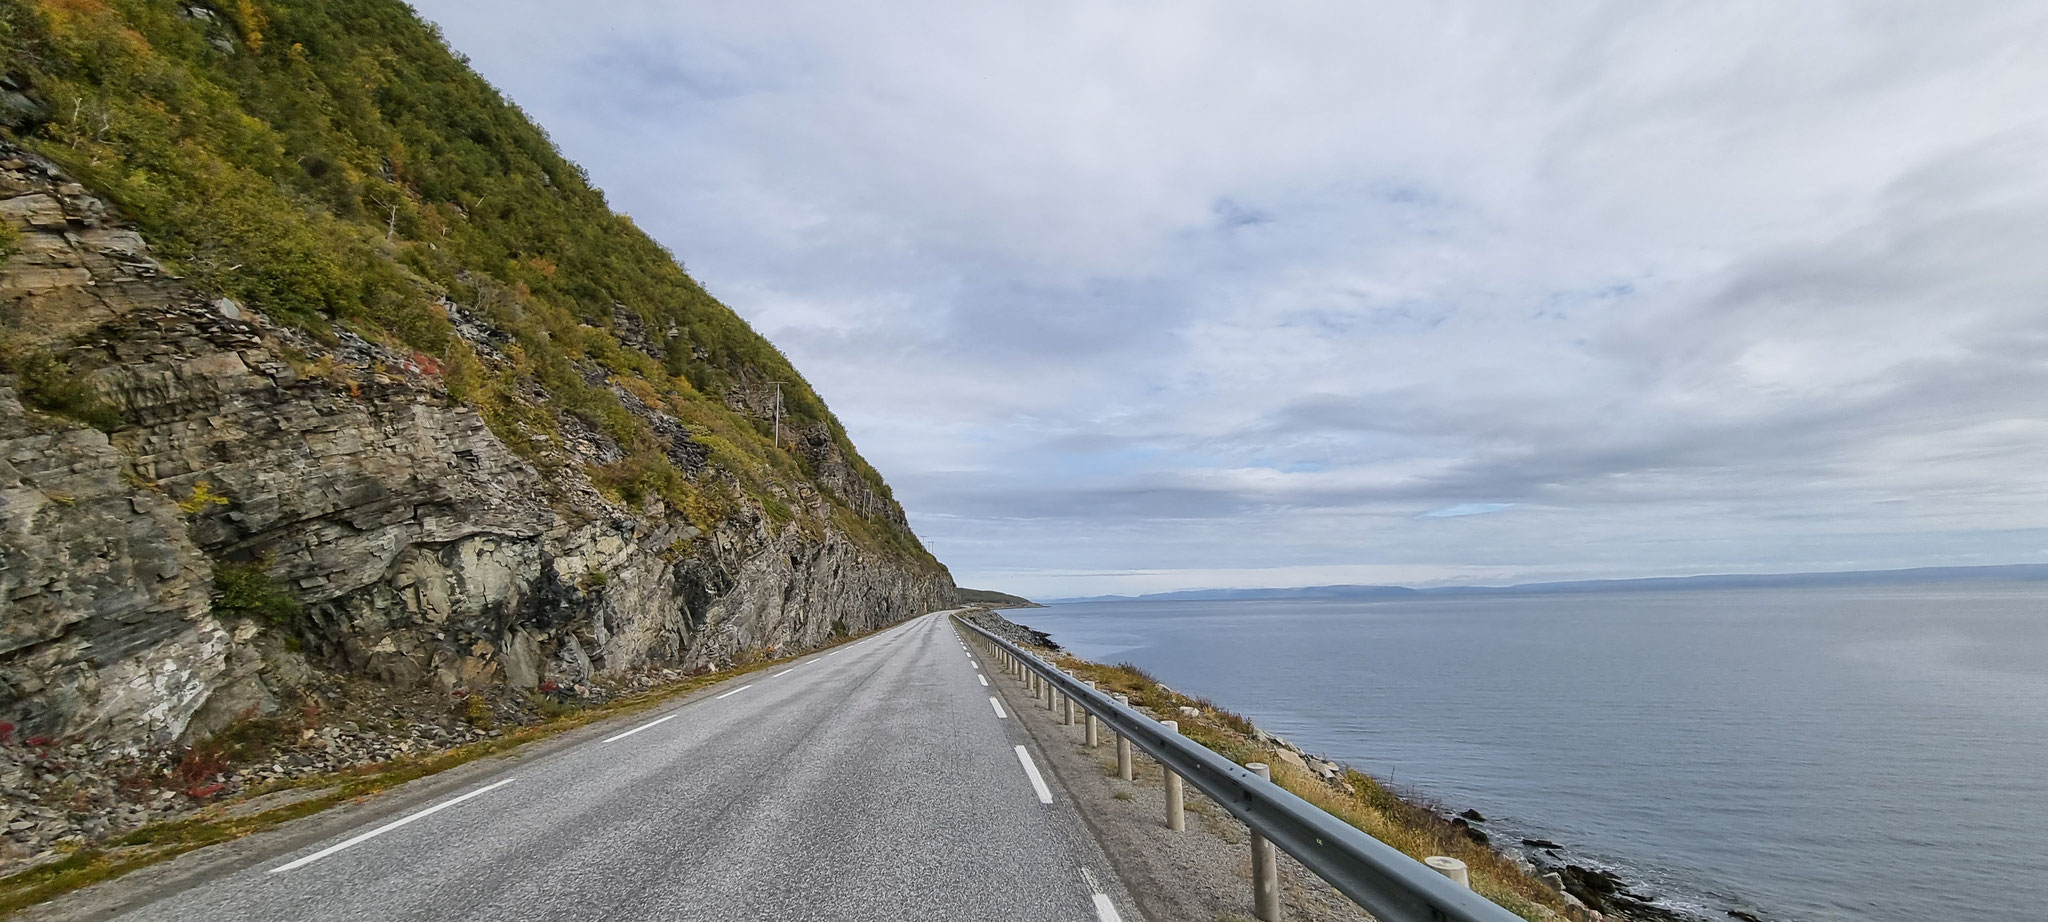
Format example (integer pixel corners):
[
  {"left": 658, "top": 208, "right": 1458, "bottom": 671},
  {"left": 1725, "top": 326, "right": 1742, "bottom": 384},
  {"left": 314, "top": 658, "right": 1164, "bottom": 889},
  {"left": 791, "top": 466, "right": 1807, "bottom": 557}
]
[{"left": 1046, "top": 563, "right": 2048, "bottom": 604}]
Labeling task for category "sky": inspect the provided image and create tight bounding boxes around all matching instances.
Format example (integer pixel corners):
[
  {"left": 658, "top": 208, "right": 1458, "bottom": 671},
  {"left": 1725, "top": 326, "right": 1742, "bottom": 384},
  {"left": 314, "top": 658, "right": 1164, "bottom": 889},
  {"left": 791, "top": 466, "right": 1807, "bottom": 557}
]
[{"left": 411, "top": 1, "right": 2048, "bottom": 599}]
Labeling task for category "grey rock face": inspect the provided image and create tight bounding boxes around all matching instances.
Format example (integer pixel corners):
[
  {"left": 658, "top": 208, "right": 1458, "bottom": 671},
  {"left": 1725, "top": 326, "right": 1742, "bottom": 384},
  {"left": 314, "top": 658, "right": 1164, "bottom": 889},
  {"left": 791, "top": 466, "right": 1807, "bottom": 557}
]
[{"left": 0, "top": 149, "right": 952, "bottom": 751}]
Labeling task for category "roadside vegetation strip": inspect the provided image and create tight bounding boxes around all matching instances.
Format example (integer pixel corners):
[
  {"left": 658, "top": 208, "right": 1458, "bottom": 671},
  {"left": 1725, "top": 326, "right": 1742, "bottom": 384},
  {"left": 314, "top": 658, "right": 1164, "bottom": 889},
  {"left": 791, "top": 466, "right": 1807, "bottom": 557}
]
[
  {"left": 1043, "top": 653, "right": 1571, "bottom": 922},
  {"left": 0, "top": 623, "right": 900, "bottom": 919}
]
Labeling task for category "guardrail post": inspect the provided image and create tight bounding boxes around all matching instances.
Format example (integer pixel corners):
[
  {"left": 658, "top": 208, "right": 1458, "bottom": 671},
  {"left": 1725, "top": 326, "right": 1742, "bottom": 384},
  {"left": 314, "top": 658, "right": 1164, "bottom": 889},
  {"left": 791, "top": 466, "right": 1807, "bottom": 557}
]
[
  {"left": 1114, "top": 694, "right": 1134, "bottom": 780},
  {"left": 1161, "top": 720, "right": 1184, "bottom": 831},
  {"left": 1424, "top": 856, "right": 1470, "bottom": 889},
  {"left": 1083, "top": 682, "right": 1100, "bottom": 746},
  {"left": 1061, "top": 687, "right": 1073, "bottom": 724},
  {"left": 1248, "top": 762, "right": 1281, "bottom": 921}
]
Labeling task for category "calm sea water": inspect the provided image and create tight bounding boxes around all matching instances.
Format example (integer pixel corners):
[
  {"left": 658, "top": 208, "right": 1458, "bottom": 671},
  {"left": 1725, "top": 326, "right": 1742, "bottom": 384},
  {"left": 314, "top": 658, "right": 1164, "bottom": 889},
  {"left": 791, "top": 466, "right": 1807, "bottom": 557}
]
[{"left": 1018, "top": 584, "right": 2048, "bottom": 922}]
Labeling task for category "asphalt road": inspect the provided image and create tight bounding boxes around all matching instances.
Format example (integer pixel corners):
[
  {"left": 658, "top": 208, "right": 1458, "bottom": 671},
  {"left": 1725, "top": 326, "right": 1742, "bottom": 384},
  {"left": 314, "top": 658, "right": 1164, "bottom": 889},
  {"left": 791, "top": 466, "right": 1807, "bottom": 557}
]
[{"left": 102, "top": 611, "right": 1133, "bottom": 922}]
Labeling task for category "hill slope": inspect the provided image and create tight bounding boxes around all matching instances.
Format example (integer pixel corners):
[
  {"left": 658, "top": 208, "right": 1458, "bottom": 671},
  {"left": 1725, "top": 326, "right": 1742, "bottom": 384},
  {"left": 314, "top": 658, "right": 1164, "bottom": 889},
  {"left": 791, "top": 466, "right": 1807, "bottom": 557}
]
[
  {"left": 0, "top": 0, "right": 953, "bottom": 749},
  {"left": 955, "top": 588, "right": 1043, "bottom": 609}
]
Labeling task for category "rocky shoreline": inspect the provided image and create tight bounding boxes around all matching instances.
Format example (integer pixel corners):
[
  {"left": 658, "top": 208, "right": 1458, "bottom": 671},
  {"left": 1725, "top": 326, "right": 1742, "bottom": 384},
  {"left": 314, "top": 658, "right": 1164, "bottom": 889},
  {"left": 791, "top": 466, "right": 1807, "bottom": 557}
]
[{"left": 983, "top": 608, "right": 1775, "bottom": 922}]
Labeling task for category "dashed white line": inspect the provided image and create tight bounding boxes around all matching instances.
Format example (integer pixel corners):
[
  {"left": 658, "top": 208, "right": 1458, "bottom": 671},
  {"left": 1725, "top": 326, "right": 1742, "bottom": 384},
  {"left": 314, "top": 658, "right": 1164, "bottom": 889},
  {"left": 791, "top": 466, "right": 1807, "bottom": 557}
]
[
  {"left": 715, "top": 684, "right": 754, "bottom": 700},
  {"left": 978, "top": 674, "right": 989, "bottom": 687},
  {"left": 269, "top": 777, "right": 516, "bottom": 873},
  {"left": 774, "top": 668, "right": 796, "bottom": 677},
  {"left": 1013, "top": 746, "right": 1053, "bottom": 804},
  {"left": 989, "top": 697, "right": 1007, "bottom": 719},
  {"left": 1082, "top": 870, "right": 1123, "bottom": 922},
  {"left": 603, "top": 712, "right": 679, "bottom": 743}
]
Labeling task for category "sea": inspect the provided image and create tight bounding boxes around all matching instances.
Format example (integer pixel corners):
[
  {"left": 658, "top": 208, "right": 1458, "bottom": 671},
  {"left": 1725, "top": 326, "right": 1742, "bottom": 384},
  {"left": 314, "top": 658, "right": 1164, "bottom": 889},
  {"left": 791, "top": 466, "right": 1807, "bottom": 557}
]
[{"left": 1015, "top": 582, "right": 2048, "bottom": 922}]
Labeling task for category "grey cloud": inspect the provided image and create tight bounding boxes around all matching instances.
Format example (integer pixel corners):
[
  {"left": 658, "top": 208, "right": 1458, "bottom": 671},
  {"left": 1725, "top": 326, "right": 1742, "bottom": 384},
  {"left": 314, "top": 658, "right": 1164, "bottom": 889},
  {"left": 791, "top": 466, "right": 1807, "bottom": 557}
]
[{"left": 414, "top": 0, "right": 2048, "bottom": 597}]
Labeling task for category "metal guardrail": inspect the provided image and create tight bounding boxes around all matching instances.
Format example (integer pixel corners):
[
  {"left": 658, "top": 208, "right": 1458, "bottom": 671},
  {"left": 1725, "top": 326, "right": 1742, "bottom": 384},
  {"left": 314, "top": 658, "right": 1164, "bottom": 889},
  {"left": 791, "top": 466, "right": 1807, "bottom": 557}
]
[{"left": 956, "top": 615, "right": 1525, "bottom": 922}]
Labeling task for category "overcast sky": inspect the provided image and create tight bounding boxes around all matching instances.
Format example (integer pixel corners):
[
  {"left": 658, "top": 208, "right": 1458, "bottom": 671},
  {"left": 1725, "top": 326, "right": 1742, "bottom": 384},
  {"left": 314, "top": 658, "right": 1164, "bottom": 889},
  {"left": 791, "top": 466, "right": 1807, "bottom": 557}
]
[{"left": 412, "top": 1, "right": 2048, "bottom": 598}]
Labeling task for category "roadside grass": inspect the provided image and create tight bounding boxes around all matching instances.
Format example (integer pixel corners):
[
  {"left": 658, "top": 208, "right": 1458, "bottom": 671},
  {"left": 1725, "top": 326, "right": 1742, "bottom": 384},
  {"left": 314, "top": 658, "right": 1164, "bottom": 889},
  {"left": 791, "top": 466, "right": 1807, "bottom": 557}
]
[
  {"left": 0, "top": 627, "right": 889, "bottom": 917},
  {"left": 1046, "top": 651, "right": 1571, "bottom": 921}
]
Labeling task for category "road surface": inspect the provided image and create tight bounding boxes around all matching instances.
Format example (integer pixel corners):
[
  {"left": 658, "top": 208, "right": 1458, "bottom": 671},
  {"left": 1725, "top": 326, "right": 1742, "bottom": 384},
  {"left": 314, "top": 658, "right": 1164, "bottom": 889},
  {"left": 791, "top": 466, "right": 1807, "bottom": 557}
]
[{"left": 98, "top": 611, "right": 1132, "bottom": 922}]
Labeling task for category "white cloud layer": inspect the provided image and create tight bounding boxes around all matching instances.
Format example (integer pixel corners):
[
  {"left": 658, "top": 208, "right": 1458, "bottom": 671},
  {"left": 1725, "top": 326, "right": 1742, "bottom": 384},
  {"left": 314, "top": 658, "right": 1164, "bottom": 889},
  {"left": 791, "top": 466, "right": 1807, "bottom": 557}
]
[{"left": 414, "top": 0, "right": 2048, "bottom": 597}]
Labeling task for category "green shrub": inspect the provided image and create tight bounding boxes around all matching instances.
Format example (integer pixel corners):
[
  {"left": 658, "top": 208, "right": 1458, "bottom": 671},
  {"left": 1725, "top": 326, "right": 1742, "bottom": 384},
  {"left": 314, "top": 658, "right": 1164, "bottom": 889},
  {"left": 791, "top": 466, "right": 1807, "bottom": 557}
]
[
  {"left": 1, "top": 348, "right": 124, "bottom": 430},
  {"left": 211, "top": 559, "right": 301, "bottom": 625}
]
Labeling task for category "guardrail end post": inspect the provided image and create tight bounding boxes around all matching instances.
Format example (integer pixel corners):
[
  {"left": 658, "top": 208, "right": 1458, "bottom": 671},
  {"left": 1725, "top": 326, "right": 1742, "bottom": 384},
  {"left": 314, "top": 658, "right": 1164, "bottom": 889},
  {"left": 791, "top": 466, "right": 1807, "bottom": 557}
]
[
  {"left": 1247, "top": 762, "right": 1281, "bottom": 921},
  {"left": 1161, "top": 720, "right": 1184, "bottom": 831},
  {"left": 1424, "top": 856, "right": 1470, "bottom": 889},
  {"left": 1113, "top": 693, "right": 1133, "bottom": 781}
]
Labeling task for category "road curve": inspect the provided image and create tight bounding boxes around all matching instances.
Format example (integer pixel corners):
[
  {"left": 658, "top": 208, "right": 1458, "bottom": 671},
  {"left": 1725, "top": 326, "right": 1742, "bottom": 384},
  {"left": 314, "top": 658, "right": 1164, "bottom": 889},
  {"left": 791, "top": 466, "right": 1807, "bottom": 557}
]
[{"left": 101, "top": 611, "right": 1133, "bottom": 922}]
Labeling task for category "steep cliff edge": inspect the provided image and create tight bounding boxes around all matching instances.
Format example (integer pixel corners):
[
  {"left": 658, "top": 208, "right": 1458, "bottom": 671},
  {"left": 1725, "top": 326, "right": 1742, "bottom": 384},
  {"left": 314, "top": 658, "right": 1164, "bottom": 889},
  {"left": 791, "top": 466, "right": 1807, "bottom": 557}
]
[{"left": 0, "top": 1, "right": 954, "bottom": 754}]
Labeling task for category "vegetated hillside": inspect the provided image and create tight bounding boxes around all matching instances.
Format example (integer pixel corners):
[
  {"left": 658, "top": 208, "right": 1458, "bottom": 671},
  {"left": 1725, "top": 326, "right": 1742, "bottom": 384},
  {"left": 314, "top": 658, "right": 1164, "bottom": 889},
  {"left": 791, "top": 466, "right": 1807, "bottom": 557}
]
[
  {"left": 955, "top": 588, "right": 1042, "bottom": 608},
  {"left": 0, "top": 0, "right": 954, "bottom": 751}
]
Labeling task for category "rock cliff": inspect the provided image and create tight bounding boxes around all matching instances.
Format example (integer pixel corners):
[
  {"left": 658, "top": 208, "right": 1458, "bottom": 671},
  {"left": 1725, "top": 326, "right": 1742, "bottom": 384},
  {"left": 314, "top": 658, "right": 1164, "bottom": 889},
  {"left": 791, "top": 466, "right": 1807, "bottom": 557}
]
[{"left": 0, "top": 149, "right": 954, "bottom": 752}]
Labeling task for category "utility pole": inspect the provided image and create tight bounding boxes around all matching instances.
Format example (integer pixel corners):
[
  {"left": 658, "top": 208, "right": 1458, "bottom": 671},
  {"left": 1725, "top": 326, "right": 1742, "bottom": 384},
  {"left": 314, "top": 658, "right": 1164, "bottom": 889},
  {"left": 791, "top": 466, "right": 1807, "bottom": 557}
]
[{"left": 770, "top": 381, "right": 783, "bottom": 448}]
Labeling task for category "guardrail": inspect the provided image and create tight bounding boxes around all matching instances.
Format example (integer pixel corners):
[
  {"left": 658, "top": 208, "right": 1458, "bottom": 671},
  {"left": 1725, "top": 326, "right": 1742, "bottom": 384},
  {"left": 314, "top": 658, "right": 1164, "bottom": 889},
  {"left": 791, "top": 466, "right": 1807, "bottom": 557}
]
[{"left": 955, "top": 615, "right": 1525, "bottom": 922}]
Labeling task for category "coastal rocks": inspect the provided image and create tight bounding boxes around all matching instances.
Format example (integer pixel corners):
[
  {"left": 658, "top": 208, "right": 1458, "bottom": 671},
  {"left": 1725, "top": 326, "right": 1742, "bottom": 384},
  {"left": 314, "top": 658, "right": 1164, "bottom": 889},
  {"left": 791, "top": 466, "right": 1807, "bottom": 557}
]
[
  {"left": 0, "top": 147, "right": 954, "bottom": 756},
  {"left": 1548, "top": 865, "right": 1688, "bottom": 921},
  {"left": 1459, "top": 808, "right": 1487, "bottom": 822},
  {"left": 958, "top": 608, "right": 1058, "bottom": 649},
  {"left": 1450, "top": 817, "right": 1490, "bottom": 845}
]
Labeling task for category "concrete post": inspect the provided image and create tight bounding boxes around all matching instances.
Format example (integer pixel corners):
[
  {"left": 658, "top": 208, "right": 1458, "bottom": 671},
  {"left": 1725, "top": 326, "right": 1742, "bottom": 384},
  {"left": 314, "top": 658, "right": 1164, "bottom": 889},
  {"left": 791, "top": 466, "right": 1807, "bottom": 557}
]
[
  {"left": 1084, "top": 682, "right": 1100, "bottom": 747},
  {"left": 1424, "top": 856, "right": 1470, "bottom": 889},
  {"left": 1114, "top": 694, "right": 1133, "bottom": 781},
  {"left": 1161, "top": 720, "right": 1184, "bottom": 831},
  {"left": 1061, "top": 689, "right": 1073, "bottom": 725},
  {"left": 1248, "top": 762, "right": 1281, "bottom": 921}
]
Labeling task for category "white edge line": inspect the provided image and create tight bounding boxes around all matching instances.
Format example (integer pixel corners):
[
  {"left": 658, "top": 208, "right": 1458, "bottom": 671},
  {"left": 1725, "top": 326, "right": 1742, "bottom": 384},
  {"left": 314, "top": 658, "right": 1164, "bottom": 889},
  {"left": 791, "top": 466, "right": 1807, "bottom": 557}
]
[
  {"left": 602, "top": 711, "right": 679, "bottom": 743},
  {"left": 715, "top": 683, "right": 754, "bottom": 699},
  {"left": 1014, "top": 745, "right": 1054, "bottom": 804},
  {"left": 989, "top": 697, "right": 1007, "bottom": 718},
  {"left": 1092, "top": 893, "right": 1123, "bottom": 922},
  {"left": 269, "top": 777, "right": 517, "bottom": 873},
  {"left": 977, "top": 674, "right": 989, "bottom": 686},
  {"left": 774, "top": 668, "right": 795, "bottom": 677}
]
